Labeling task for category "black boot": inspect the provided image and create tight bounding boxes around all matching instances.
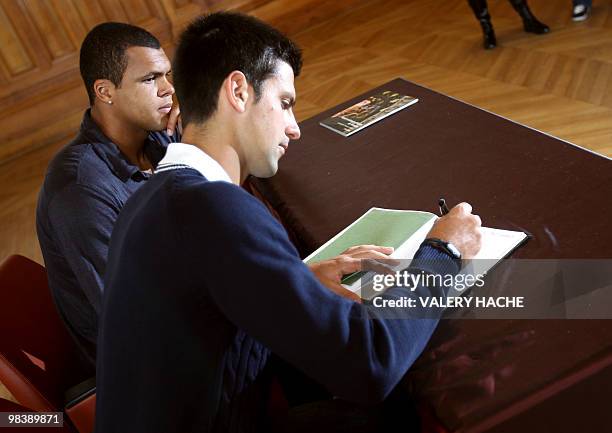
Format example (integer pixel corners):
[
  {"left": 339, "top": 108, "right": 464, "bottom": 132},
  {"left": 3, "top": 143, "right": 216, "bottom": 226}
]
[
  {"left": 468, "top": 0, "right": 497, "bottom": 49},
  {"left": 478, "top": 12, "right": 497, "bottom": 49},
  {"left": 509, "top": 0, "right": 550, "bottom": 34}
]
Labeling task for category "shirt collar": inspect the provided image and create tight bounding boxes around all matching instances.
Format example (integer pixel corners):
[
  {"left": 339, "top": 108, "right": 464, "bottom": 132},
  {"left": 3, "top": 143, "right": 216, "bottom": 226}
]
[
  {"left": 155, "top": 142, "right": 232, "bottom": 183},
  {"left": 79, "top": 109, "right": 147, "bottom": 182}
]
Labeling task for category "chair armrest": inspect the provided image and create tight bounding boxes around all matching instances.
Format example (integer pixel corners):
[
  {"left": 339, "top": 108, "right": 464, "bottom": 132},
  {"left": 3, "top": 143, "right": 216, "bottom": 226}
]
[
  {"left": 64, "top": 377, "right": 95, "bottom": 433},
  {"left": 64, "top": 377, "right": 95, "bottom": 409}
]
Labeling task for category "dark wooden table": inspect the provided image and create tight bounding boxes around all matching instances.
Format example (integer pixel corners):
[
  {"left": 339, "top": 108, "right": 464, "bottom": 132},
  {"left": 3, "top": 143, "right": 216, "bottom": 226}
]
[{"left": 249, "top": 78, "right": 612, "bottom": 433}]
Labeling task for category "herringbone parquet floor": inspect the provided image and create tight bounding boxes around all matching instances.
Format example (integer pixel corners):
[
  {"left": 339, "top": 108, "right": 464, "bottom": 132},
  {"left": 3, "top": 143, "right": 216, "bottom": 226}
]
[
  {"left": 1, "top": 0, "right": 611, "bottom": 403},
  {"left": 286, "top": 0, "right": 612, "bottom": 156}
]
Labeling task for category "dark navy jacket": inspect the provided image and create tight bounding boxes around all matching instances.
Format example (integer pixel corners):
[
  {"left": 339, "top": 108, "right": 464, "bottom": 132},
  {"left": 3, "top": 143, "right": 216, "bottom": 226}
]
[{"left": 96, "top": 167, "right": 458, "bottom": 433}]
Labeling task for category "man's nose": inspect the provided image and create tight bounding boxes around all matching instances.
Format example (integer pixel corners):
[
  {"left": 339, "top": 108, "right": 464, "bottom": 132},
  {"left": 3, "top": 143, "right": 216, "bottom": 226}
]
[
  {"left": 159, "top": 77, "right": 175, "bottom": 97},
  {"left": 286, "top": 115, "right": 300, "bottom": 140}
]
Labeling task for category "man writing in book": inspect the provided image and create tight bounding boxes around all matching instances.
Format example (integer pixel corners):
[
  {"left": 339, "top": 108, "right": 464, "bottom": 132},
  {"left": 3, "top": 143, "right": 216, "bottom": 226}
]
[
  {"left": 36, "top": 20, "right": 391, "bottom": 373},
  {"left": 95, "top": 12, "right": 482, "bottom": 433}
]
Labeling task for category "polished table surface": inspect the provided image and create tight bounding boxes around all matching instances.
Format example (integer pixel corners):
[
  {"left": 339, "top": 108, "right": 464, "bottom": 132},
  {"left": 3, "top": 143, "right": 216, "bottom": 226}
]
[{"left": 250, "top": 78, "right": 612, "bottom": 432}]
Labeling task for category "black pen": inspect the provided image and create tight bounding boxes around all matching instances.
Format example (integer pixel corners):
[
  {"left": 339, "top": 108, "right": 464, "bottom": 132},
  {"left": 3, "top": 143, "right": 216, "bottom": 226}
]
[{"left": 438, "top": 198, "right": 450, "bottom": 216}]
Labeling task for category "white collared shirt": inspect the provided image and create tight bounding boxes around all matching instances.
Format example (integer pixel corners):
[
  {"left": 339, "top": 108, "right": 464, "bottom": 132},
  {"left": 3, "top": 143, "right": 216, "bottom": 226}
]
[{"left": 155, "top": 142, "right": 232, "bottom": 183}]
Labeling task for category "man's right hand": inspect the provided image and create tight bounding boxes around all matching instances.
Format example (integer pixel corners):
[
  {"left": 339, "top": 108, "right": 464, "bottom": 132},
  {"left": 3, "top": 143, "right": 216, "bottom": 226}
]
[
  {"left": 165, "top": 96, "right": 181, "bottom": 137},
  {"left": 426, "top": 202, "right": 482, "bottom": 259}
]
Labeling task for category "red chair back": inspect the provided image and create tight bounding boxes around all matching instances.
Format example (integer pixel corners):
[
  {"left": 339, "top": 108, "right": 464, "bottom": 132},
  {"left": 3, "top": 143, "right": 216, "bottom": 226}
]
[{"left": 0, "top": 255, "right": 91, "bottom": 412}]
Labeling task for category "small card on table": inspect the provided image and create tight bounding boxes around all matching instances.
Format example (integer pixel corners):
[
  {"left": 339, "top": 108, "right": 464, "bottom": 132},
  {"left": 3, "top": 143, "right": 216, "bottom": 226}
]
[{"left": 319, "top": 90, "right": 418, "bottom": 137}]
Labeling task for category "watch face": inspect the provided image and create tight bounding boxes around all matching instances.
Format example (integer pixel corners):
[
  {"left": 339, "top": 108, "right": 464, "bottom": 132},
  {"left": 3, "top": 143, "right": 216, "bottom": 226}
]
[{"left": 447, "top": 243, "right": 461, "bottom": 259}]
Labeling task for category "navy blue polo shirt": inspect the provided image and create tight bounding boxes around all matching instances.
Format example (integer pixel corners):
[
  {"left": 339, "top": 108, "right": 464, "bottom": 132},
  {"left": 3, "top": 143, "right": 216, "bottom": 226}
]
[{"left": 36, "top": 110, "right": 179, "bottom": 365}]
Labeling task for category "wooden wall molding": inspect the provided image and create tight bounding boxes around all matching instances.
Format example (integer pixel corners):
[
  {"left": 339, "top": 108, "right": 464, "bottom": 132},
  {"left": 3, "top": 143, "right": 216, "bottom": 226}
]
[{"left": 0, "top": 0, "right": 272, "bottom": 166}]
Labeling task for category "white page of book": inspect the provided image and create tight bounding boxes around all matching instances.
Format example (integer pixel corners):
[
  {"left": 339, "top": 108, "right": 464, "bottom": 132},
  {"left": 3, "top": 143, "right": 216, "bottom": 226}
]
[{"left": 303, "top": 207, "right": 527, "bottom": 295}]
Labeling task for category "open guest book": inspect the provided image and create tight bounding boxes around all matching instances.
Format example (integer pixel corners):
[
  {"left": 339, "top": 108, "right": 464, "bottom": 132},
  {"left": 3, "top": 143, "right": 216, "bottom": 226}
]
[{"left": 304, "top": 207, "right": 528, "bottom": 295}]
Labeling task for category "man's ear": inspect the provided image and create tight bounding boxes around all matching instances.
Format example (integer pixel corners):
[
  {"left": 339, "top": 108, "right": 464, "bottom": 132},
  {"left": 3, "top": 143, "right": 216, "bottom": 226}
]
[
  {"left": 93, "top": 79, "right": 115, "bottom": 106},
  {"left": 223, "top": 71, "right": 249, "bottom": 113}
]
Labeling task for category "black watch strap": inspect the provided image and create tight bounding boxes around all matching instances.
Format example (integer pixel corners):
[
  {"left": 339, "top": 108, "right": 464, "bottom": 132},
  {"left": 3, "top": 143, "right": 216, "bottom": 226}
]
[{"left": 421, "top": 238, "right": 462, "bottom": 265}]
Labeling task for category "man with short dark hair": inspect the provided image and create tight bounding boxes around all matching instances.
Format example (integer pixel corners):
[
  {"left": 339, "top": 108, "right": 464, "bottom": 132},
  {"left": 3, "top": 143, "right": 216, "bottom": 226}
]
[
  {"left": 36, "top": 22, "right": 180, "bottom": 366},
  {"left": 96, "top": 12, "right": 482, "bottom": 433}
]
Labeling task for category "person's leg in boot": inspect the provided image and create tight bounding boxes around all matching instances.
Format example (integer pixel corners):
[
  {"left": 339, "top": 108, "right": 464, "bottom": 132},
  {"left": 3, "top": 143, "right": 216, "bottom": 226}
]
[
  {"left": 467, "top": 0, "right": 497, "bottom": 49},
  {"left": 509, "top": 0, "right": 550, "bottom": 34}
]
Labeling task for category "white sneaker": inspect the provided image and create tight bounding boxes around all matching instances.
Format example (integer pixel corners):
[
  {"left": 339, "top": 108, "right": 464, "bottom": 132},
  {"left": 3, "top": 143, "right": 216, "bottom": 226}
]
[{"left": 572, "top": 5, "right": 591, "bottom": 21}]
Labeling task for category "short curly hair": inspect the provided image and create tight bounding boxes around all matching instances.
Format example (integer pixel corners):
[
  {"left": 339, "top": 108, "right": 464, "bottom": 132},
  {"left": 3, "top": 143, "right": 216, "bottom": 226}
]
[
  {"left": 173, "top": 12, "right": 302, "bottom": 126},
  {"left": 79, "top": 22, "right": 160, "bottom": 105}
]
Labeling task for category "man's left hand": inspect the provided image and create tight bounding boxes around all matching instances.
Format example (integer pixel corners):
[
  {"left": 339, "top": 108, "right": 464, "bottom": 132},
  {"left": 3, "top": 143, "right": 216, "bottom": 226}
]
[{"left": 308, "top": 245, "right": 395, "bottom": 303}]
